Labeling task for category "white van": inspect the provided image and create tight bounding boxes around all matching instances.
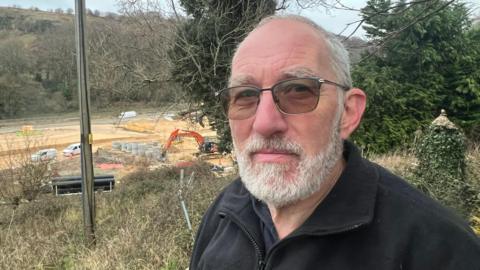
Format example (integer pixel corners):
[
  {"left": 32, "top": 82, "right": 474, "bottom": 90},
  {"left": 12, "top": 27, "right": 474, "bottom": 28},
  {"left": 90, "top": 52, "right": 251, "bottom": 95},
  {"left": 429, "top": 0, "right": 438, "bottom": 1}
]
[
  {"left": 63, "top": 143, "right": 81, "bottom": 157},
  {"left": 118, "top": 111, "right": 137, "bottom": 119},
  {"left": 31, "top": 149, "right": 57, "bottom": 162}
]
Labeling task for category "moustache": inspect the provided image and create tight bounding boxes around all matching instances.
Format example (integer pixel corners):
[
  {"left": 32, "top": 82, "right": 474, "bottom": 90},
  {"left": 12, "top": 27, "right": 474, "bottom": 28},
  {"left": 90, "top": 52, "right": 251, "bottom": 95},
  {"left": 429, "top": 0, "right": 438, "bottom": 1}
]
[{"left": 241, "top": 134, "right": 304, "bottom": 157}]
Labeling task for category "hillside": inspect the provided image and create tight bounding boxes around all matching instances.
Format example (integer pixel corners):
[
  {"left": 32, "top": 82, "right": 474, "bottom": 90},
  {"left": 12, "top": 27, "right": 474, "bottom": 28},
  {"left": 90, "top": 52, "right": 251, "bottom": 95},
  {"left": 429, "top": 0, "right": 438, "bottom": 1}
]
[
  {"left": 0, "top": 7, "right": 71, "bottom": 32},
  {"left": 0, "top": 6, "right": 175, "bottom": 120}
]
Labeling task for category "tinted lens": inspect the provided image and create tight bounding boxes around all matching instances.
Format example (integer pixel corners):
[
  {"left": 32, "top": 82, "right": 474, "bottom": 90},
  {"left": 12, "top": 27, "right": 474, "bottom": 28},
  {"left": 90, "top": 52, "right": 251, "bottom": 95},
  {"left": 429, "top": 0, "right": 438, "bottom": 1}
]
[
  {"left": 273, "top": 78, "right": 321, "bottom": 114},
  {"left": 221, "top": 86, "right": 260, "bottom": 120}
]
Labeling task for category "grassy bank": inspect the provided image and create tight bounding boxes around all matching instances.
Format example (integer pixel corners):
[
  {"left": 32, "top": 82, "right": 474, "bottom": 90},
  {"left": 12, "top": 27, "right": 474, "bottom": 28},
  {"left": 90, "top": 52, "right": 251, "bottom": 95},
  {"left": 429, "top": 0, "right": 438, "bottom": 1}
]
[
  {"left": 0, "top": 162, "right": 232, "bottom": 269},
  {"left": 1, "top": 147, "right": 479, "bottom": 269}
]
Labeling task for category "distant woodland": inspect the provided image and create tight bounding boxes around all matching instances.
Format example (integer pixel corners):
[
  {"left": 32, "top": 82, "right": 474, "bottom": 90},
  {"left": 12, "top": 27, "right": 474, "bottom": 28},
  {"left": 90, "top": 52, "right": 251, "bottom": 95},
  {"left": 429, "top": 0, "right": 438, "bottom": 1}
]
[{"left": 0, "top": 6, "right": 178, "bottom": 118}]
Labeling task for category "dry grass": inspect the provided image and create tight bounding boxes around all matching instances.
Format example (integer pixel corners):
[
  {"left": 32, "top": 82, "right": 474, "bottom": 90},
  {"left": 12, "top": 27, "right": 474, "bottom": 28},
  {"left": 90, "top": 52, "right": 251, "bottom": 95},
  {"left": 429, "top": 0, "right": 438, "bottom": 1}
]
[
  {"left": 371, "top": 143, "right": 480, "bottom": 187},
  {"left": 466, "top": 144, "right": 480, "bottom": 184},
  {"left": 1, "top": 146, "right": 479, "bottom": 269},
  {"left": 370, "top": 148, "right": 417, "bottom": 177},
  {"left": 466, "top": 144, "right": 480, "bottom": 234},
  {"left": 0, "top": 161, "right": 233, "bottom": 269}
]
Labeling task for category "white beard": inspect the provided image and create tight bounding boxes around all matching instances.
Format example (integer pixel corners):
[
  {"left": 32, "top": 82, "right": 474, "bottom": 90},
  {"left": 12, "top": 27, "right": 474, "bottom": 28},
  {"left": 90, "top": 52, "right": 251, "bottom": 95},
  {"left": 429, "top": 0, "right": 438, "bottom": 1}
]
[{"left": 234, "top": 116, "right": 343, "bottom": 208}]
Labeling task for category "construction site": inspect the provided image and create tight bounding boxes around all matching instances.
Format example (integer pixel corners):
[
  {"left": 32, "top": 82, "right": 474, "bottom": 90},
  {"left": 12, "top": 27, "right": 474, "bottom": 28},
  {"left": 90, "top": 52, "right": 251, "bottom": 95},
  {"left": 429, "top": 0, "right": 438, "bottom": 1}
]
[{"left": 0, "top": 110, "right": 235, "bottom": 184}]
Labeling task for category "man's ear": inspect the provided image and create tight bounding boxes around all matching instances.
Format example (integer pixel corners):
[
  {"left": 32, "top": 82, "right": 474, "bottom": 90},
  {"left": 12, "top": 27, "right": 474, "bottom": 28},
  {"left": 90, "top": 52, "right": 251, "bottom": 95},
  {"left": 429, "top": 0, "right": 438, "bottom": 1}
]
[{"left": 340, "top": 88, "right": 366, "bottom": 139}]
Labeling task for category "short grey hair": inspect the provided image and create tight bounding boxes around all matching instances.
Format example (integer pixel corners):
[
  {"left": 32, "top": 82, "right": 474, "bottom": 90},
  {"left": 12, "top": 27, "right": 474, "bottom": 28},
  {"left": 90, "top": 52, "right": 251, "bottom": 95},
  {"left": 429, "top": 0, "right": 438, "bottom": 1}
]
[{"left": 255, "top": 14, "right": 352, "bottom": 89}]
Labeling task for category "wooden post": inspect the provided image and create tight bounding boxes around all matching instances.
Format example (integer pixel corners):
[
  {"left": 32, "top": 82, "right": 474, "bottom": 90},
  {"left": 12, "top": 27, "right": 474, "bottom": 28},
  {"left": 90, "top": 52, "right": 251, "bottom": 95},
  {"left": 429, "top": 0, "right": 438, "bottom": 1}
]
[{"left": 75, "top": 0, "right": 96, "bottom": 247}]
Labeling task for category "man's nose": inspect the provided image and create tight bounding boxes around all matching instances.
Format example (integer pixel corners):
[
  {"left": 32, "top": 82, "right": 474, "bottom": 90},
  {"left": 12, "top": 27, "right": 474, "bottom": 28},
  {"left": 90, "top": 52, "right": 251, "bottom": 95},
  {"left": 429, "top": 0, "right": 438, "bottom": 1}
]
[{"left": 252, "top": 91, "right": 288, "bottom": 137}]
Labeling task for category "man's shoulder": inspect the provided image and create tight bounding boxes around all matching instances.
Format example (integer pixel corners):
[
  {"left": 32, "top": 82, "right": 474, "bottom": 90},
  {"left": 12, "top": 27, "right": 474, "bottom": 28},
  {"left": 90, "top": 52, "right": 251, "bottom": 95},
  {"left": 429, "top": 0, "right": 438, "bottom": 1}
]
[
  {"left": 374, "top": 162, "right": 444, "bottom": 209},
  {"left": 370, "top": 161, "right": 475, "bottom": 235},
  {"left": 366, "top": 161, "right": 480, "bottom": 267}
]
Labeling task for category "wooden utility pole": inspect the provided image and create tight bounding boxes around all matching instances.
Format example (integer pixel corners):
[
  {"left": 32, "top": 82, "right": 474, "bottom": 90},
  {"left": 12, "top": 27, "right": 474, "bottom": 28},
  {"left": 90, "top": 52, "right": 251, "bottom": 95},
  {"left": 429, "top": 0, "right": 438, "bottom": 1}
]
[{"left": 75, "top": 0, "right": 96, "bottom": 247}]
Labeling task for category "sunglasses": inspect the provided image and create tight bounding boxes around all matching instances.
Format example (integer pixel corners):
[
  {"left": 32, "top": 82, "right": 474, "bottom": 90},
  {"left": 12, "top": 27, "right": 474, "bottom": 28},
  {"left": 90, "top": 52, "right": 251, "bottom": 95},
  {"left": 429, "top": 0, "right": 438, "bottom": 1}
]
[{"left": 215, "top": 77, "right": 350, "bottom": 120}]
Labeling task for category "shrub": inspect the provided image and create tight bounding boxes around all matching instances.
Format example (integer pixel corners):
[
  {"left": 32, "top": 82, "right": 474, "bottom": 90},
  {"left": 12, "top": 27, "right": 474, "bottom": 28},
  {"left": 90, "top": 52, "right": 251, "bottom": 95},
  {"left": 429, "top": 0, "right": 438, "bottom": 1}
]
[
  {"left": 414, "top": 110, "right": 478, "bottom": 217},
  {"left": 0, "top": 134, "right": 54, "bottom": 204}
]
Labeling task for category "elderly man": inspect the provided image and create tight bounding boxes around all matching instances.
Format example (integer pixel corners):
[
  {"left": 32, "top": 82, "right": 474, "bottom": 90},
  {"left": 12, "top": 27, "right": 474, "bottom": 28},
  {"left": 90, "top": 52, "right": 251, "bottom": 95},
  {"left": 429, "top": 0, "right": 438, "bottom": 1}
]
[{"left": 190, "top": 15, "right": 480, "bottom": 270}]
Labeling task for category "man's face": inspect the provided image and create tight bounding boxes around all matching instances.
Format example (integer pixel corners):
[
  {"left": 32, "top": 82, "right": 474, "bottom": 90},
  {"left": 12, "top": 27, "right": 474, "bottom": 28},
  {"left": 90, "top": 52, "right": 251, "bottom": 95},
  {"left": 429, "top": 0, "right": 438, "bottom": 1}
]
[{"left": 229, "top": 19, "right": 346, "bottom": 207}]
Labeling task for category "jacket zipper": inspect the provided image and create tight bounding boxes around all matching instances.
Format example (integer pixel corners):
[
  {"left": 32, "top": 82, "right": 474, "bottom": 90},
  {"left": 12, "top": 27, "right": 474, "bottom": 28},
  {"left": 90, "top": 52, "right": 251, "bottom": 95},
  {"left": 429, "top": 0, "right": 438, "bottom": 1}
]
[
  {"left": 220, "top": 211, "right": 367, "bottom": 270},
  {"left": 219, "top": 211, "right": 266, "bottom": 270}
]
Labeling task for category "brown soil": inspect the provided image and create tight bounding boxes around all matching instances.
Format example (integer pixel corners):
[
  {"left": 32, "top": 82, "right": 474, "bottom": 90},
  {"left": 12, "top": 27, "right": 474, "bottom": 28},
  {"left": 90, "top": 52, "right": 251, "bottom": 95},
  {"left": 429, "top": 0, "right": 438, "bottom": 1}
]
[{"left": 0, "top": 115, "right": 233, "bottom": 173}]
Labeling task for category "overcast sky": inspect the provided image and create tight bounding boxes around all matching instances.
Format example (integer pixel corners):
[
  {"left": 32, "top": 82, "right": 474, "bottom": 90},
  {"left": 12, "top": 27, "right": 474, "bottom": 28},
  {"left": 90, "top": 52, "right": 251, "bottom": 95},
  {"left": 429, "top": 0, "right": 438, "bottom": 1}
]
[{"left": 1, "top": 0, "right": 479, "bottom": 38}]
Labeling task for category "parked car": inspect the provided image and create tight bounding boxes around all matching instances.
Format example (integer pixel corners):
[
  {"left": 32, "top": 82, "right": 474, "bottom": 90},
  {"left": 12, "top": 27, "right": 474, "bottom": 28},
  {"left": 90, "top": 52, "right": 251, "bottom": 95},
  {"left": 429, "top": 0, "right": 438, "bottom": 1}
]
[
  {"left": 31, "top": 149, "right": 57, "bottom": 162},
  {"left": 63, "top": 143, "right": 81, "bottom": 157}
]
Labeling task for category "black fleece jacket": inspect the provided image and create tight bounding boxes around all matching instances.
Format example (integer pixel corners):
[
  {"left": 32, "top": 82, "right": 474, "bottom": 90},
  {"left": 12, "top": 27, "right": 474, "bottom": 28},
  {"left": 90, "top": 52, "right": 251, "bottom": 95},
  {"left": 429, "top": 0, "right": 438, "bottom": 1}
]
[{"left": 190, "top": 142, "right": 480, "bottom": 270}]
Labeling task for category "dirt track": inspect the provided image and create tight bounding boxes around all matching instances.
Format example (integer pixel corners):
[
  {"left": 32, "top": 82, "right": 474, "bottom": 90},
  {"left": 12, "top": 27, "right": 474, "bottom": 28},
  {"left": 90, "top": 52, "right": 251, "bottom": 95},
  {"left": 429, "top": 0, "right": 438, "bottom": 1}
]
[{"left": 0, "top": 113, "right": 230, "bottom": 171}]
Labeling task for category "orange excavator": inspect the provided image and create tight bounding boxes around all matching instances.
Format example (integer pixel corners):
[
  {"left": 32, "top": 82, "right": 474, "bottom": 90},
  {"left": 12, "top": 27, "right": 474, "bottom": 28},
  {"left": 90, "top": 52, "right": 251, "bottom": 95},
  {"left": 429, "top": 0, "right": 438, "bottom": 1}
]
[{"left": 162, "top": 129, "right": 218, "bottom": 156}]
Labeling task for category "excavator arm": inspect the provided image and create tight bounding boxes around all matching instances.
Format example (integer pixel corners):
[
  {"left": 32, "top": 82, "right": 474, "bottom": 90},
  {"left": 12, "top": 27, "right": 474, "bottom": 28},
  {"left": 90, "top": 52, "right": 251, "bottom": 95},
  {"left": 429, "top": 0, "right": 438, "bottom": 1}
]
[
  {"left": 177, "top": 130, "right": 205, "bottom": 146},
  {"left": 163, "top": 128, "right": 180, "bottom": 150},
  {"left": 162, "top": 129, "right": 208, "bottom": 155}
]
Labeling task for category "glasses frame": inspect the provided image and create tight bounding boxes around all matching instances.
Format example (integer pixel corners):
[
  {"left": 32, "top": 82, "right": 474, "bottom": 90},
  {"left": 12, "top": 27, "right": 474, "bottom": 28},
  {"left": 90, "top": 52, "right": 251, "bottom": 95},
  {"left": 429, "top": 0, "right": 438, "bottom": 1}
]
[{"left": 215, "top": 77, "right": 351, "bottom": 119}]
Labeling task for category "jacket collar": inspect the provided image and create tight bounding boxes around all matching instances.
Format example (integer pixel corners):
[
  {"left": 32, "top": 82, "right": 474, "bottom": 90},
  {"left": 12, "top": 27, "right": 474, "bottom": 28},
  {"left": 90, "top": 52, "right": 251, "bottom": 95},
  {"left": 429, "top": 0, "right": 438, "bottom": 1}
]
[
  {"left": 295, "top": 141, "right": 378, "bottom": 235},
  {"left": 219, "top": 141, "right": 379, "bottom": 237}
]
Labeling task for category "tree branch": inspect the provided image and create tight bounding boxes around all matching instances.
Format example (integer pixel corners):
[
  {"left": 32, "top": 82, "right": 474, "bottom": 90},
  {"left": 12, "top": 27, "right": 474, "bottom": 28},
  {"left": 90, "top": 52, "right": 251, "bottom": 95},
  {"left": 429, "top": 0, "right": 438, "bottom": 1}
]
[{"left": 360, "top": 0, "right": 455, "bottom": 63}]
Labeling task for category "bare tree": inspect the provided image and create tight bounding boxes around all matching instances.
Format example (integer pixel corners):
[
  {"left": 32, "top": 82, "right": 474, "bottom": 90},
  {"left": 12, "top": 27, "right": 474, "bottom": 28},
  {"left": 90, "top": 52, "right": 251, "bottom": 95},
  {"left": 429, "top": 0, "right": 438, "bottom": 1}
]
[
  {"left": 87, "top": 1, "right": 179, "bottom": 106},
  {"left": 0, "top": 134, "right": 54, "bottom": 205}
]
